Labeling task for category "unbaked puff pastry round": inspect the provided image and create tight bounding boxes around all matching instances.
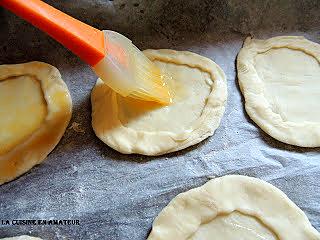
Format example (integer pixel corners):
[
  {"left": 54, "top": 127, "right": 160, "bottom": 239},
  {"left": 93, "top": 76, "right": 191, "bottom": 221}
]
[
  {"left": 237, "top": 36, "right": 320, "bottom": 147},
  {"left": 91, "top": 49, "right": 227, "bottom": 156},
  {"left": 0, "top": 62, "right": 72, "bottom": 185},
  {"left": 148, "top": 175, "right": 320, "bottom": 240}
]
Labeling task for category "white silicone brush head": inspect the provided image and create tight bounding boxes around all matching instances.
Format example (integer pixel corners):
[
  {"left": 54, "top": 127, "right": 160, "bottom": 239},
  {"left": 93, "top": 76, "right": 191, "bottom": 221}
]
[{"left": 93, "top": 30, "right": 171, "bottom": 105}]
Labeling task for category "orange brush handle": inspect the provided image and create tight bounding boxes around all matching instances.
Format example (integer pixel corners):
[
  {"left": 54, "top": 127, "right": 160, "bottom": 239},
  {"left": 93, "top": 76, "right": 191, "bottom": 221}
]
[{"left": 0, "top": 0, "right": 105, "bottom": 66}]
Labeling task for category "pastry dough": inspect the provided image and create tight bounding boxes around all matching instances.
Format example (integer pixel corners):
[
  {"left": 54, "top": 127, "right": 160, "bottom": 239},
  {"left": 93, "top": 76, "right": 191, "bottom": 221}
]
[
  {"left": 147, "top": 175, "right": 320, "bottom": 240},
  {"left": 237, "top": 36, "right": 320, "bottom": 147},
  {"left": 91, "top": 49, "right": 227, "bottom": 155},
  {"left": 0, "top": 62, "right": 72, "bottom": 185},
  {"left": 1, "top": 236, "right": 42, "bottom": 240}
]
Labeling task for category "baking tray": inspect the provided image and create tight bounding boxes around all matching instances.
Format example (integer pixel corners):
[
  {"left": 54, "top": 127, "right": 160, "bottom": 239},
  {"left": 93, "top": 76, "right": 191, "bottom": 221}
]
[{"left": 0, "top": 0, "right": 319, "bottom": 239}]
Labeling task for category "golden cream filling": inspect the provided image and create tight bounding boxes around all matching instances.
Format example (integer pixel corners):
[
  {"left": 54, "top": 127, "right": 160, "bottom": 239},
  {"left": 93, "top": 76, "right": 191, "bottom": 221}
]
[
  {"left": 0, "top": 75, "right": 47, "bottom": 155},
  {"left": 255, "top": 48, "right": 320, "bottom": 123},
  {"left": 189, "top": 211, "right": 278, "bottom": 240},
  {"left": 116, "top": 61, "right": 212, "bottom": 133}
]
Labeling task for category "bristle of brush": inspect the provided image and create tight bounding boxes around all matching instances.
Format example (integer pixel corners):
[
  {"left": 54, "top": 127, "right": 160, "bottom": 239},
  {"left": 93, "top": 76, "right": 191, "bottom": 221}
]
[
  {"left": 94, "top": 31, "right": 172, "bottom": 104},
  {"left": 122, "top": 40, "right": 172, "bottom": 104}
]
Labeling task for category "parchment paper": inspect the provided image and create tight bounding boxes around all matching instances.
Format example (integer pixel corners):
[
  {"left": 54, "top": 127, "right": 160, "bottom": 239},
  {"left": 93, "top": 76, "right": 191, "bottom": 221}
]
[{"left": 0, "top": 0, "right": 319, "bottom": 239}]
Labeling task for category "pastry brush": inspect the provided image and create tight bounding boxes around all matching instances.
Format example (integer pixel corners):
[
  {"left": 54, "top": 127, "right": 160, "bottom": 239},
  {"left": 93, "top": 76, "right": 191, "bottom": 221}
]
[{"left": 0, "top": 0, "right": 171, "bottom": 104}]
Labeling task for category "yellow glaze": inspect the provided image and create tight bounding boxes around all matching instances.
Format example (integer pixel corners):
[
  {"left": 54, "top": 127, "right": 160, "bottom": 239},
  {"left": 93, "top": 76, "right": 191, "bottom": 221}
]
[
  {"left": 0, "top": 76, "right": 47, "bottom": 155},
  {"left": 116, "top": 61, "right": 211, "bottom": 133}
]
